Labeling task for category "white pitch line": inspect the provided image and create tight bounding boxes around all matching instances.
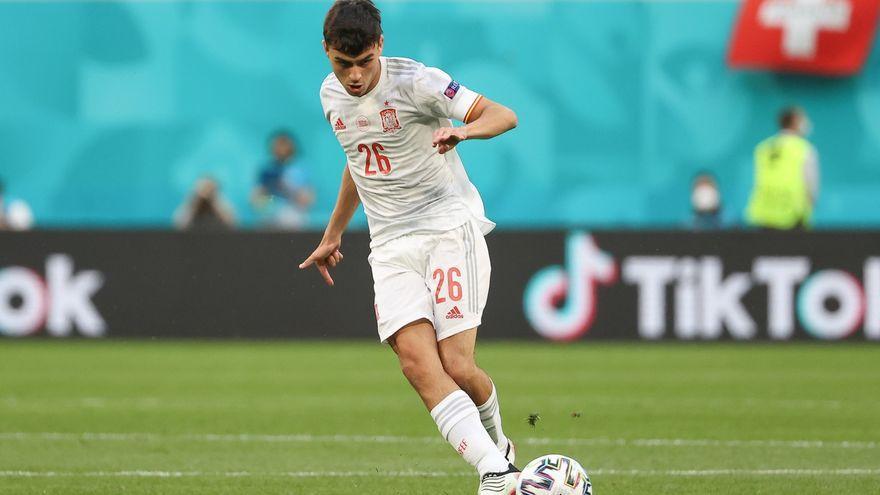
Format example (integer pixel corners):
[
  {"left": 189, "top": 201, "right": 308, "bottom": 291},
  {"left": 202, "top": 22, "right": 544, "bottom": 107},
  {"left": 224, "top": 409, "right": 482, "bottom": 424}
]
[
  {"left": 0, "top": 470, "right": 468, "bottom": 478},
  {"left": 0, "top": 432, "right": 877, "bottom": 450},
  {"left": 523, "top": 437, "right": 880, "bottom": 450},
  {"left": 1, "top": 468, "right": 879, "bottom": 478}
]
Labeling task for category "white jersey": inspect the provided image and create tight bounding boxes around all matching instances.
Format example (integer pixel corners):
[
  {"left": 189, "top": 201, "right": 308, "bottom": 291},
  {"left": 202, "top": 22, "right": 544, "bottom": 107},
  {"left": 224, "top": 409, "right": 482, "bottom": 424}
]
[{"left": 320, "top": 56, "right": 495, "bottom": 248}]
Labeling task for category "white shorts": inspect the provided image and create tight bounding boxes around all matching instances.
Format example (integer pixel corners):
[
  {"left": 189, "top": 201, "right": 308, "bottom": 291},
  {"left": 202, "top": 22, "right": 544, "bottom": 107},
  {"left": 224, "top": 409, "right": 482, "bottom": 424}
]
[{"left": 368, "top": 220, "right": 491, "bottom": 343}]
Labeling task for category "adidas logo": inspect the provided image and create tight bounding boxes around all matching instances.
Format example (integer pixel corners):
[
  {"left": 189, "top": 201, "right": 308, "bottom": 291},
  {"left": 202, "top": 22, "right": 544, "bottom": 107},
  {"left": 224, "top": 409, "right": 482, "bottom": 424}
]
[
  {"left": 446, "top": 306, "right": 463, "bottom": 319},
  {"left": 334, "top": 118, "right": 346, "bottom": 131}
]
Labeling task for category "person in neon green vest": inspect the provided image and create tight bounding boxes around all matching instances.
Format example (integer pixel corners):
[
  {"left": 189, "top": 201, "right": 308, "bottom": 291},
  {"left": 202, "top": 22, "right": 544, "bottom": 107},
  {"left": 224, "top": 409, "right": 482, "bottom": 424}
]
[{"left": 746, "top": 107, "right": 820, "bottom": 230}]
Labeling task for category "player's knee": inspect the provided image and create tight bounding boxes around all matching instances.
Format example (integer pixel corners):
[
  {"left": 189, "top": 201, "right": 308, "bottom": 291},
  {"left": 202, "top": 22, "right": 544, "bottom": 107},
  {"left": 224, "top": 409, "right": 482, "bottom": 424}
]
[
  {"left": 440, "top": 354, "right": 478, "bottom": 385},
  {"left": 398, "top": 353, "right": 436, "bottom": 386},
  {"left": 398, "top": 355, "right": 420, "bottom": 380}
]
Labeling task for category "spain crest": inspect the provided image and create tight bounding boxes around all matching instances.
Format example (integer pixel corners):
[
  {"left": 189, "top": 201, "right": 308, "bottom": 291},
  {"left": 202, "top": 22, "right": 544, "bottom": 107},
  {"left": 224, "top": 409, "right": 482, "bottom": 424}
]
[{"left": 380, "top": 108, "right": 402, "bottom": 133}]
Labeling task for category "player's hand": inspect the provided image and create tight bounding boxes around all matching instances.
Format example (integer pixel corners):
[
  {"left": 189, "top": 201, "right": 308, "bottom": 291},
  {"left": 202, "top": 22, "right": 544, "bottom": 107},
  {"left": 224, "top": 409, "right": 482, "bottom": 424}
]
[
  {"left": 432, "top": 127, "right": 468, "bottom": 154},
  {"left": 299, "top": 239, "right": 344, "bottom": 286}
]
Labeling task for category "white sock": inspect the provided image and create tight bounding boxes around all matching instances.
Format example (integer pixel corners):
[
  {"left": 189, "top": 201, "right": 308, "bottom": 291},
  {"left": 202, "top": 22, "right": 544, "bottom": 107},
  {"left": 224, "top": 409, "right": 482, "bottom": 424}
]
[
  {"left": 477, "top": 384, "right": 509, "bottom": 451},
  {"left": 430, "top": 390, "right": 510, "bottom": 476}
]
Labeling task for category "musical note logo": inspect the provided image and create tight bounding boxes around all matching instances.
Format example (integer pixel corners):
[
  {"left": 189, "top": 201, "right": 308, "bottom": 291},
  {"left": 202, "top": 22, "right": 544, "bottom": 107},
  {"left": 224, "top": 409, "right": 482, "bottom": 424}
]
[{"left": 523, "top": 233, "right": 617, "bottom": 341}]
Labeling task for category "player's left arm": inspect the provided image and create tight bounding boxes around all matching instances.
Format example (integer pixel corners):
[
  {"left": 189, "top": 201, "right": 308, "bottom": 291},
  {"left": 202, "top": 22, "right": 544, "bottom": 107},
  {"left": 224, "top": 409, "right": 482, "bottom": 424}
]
[{"left": 432, "top": 97, "right": 517, "bottom": 154}]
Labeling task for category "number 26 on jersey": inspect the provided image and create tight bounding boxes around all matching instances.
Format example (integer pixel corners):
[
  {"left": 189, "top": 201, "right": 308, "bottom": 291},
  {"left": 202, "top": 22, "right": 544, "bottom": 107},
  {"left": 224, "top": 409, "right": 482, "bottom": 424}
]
[{"left": 358, "top": 142, "right": 392, "bottom": 176}]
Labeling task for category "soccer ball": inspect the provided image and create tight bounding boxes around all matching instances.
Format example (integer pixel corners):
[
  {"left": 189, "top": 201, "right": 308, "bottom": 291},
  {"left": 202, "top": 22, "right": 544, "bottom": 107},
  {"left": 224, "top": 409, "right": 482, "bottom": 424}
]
[{"left": 516, "top": 454, "right": 593, "bottom": 495}]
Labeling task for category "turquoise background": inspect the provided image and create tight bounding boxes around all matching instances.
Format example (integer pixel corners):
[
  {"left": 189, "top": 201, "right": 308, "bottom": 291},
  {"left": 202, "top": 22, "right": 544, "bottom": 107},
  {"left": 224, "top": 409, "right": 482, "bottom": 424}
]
[{"left": 1, "top": 0, "right": 879, "bottom": 228}]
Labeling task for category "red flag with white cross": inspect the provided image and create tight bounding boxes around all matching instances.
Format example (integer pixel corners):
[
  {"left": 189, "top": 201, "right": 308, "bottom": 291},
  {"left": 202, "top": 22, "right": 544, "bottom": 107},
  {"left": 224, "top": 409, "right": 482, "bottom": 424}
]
[{"left": 728, "top": 0, "right": 880, "bottom": 76}]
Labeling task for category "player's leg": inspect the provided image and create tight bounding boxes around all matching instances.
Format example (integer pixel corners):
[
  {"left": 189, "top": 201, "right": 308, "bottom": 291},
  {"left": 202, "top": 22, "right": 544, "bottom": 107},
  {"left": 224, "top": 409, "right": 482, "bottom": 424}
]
[
  {"left": 387, "top": 320, "right": 511, "bottom": 478},
  {"left": 387, "top": 318, "right": 459, "bottom": 408},
  {"left": 373, "top": 232, "right": 515, "bottom": 491},
  {"left": 437, "top": 328, "right": 491, "bottom": 402},
  {"left": 429, "top": 221, "right": 513, "bottom": 460},
  {"left": 438, "top": 328, "right": 514, "bottom": 462}
]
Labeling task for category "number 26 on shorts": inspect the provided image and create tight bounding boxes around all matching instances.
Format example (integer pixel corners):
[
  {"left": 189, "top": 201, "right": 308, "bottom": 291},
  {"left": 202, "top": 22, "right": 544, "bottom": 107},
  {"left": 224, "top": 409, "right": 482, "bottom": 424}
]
[
  {"left": 433, "top": 267, "right": 462, "bottom": 304},
  {"left": 358, "top": 142, "right": 392, "bottom": 176}
]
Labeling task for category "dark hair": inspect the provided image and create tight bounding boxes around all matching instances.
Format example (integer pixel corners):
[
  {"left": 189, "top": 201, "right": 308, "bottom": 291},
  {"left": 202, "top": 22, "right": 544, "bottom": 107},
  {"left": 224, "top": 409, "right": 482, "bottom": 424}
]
[
  {"left": 779, "top": 106, "right": 803, "bottom": 130},
  {"left": 269, "top": 129, "right": 294, "bottom": 145},
  {"left": 692, "top": 169, "right": 718, "bottom": 185},
  {"left": 324, "top": 0, "right": 382, "bottom": 57}
]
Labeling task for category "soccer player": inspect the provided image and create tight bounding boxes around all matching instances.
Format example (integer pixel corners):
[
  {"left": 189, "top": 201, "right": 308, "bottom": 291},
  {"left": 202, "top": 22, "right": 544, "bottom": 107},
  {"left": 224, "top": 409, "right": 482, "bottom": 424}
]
[{"left": 299, "top": 1, "right": 519, "bottom": 493}]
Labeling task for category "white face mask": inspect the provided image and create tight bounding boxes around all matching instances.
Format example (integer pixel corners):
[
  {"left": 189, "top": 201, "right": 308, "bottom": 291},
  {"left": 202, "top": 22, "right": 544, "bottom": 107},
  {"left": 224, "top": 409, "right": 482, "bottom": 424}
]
[
  {"left": 6, "top": 200, "right": 33, "bottom": 230},
  {"left": 692, "top": 183, "right": 720, "bottom": 212}
]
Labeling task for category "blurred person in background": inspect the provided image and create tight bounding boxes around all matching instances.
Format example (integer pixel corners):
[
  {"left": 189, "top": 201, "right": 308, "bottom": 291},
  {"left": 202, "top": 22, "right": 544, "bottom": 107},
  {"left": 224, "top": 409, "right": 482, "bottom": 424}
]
[
  {"left": 746, "top": 106, "right": 819, "bottom": 231},
  {"left": 0, "top": 179, "right": 34, "bottom": 231},
  {"left": 691, "top": 171, "right": 722, "bottom": 230},
  {"left": 173, "top": 176, "right": 237, "bottom": 231},
  {"left": 251, "top": 130, "right": 315, "bottom": 230}
]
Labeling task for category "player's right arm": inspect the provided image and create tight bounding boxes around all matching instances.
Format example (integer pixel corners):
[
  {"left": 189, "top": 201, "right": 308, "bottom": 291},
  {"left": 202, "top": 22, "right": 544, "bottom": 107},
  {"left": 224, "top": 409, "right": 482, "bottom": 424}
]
[{"left": 298, "top": 165, "right": 359, "bottom": 286}]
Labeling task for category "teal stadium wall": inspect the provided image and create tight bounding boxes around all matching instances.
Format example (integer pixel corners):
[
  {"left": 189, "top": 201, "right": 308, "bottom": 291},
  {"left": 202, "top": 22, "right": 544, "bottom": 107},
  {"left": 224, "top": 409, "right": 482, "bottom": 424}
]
[{"left": 1, "top": 0, "right": 879, "bottom": 228}]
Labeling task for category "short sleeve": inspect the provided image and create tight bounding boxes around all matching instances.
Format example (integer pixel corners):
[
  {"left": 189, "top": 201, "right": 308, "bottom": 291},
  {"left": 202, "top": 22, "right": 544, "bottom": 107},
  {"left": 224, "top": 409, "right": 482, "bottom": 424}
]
[
  {"left": 319, "top": 74, "right": 337, "bottom": 123},
  {"left": 319, "top": 89, "right": 331, "bottom": 123},
  {"left": 411, "top": 66, "right": 482, "bottom": 122}
]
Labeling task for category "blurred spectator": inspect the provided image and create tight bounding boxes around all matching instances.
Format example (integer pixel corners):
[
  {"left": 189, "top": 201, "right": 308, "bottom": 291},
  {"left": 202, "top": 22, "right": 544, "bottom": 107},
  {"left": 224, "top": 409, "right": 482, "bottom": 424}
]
[
  {"left": 174, "top": 177, "right": 237, "bottom": 231},
  {"left": 746, "top": 106, "right": 820, "bottom": 230},
  {"left": 0, "top": 179, "right": 34, "bottom": 231},
  {"left": 691, "top": 171, "right": 722, "bottom": 230},
  {"left": 251, "top": 130, "right": 315, "bottom": 230}
]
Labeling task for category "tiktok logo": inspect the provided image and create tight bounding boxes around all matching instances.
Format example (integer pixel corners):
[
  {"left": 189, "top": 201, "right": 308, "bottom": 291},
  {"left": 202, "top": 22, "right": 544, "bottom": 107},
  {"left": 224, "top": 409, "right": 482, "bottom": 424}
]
[
  {"left": 0, "top": 255, "right": 106, "bottom": 337},
  {"left": 523, "top": 233, "right": 617, "bottom": 341},
  {"left": 797, "top": 269, "right": 866, "bottom": 340}
]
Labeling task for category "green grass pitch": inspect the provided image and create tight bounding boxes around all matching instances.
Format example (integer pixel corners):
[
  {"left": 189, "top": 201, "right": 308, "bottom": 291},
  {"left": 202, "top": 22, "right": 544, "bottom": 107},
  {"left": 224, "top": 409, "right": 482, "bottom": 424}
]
[{"left": 1, "top": 341, "right": 878, "bottom": 494}]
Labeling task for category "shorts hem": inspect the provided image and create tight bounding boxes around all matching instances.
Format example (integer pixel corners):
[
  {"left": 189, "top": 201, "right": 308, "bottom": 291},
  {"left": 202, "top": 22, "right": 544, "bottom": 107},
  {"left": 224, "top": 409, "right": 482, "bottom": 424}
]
[
  {"left": 436, "top": 318, "right": 481, "bottom": 341},
  {"left": 378, "top": 313, "right": 435, "bottom": 343}
]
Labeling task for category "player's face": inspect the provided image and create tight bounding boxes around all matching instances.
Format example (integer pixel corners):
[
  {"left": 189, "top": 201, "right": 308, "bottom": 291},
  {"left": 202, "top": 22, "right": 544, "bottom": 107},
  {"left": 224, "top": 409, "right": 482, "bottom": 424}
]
[
  {"left": 324, "top": 37, "right": 384, "bottom": 97},
  {"left": 272, "top": 137, "right": 294, "bottom": 162}
]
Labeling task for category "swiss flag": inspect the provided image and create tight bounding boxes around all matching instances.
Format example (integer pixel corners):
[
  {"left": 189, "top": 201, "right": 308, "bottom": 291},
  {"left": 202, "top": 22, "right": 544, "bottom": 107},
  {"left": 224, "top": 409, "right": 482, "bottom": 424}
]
[{"left": 728, "top": 0, "right": 880, "bottom": 76}]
